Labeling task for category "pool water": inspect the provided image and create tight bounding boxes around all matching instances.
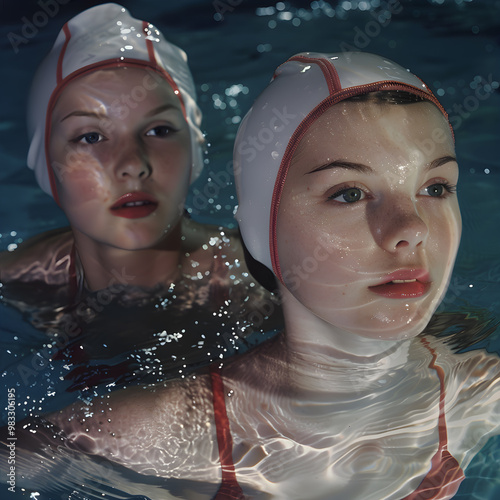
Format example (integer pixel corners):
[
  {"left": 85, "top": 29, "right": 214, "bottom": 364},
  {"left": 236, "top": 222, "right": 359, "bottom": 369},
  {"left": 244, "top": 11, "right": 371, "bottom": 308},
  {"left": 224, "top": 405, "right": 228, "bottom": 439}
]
[{"left": 1, "top": 0, "right": 499, "bottom": 498}]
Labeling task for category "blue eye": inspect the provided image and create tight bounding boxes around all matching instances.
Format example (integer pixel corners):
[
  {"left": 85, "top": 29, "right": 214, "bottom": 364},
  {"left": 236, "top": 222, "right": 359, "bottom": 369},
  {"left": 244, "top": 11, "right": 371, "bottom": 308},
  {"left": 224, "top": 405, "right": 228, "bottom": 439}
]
[{"left": 328, "top": 187, "right": 365, "bottom": 203}]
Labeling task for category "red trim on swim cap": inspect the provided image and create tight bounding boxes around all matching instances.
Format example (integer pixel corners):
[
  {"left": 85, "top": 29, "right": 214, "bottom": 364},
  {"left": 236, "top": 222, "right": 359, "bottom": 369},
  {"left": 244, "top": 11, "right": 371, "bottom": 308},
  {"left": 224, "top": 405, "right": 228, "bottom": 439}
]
[
  {"left": 57, "top": 23, "right": 71, "bottom": 84},
  {"left": 289, "top": 55, "right": 342, "bottom": 94},
  {"left": 270, "top": 81, "right": 454, "bottom": 284},
  {"left": 143, "top": 21, "right": 157, "bottom": 63},
  {"left": 140, "top": 20, "right": 188, "bottom": 117},
  {"left": 48, "top": 21, "right": 73, "bottom": 202}
]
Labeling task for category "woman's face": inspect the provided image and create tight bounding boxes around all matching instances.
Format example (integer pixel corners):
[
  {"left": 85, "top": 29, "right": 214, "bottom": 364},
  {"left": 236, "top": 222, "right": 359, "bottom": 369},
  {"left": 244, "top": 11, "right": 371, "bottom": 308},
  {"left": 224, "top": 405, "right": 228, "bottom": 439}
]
[
  {"left": 277, "top": 100, "right": 461, "bottom": 340},
  {"left": 49, "top": 67, "right": 192, "bottom": 250}
]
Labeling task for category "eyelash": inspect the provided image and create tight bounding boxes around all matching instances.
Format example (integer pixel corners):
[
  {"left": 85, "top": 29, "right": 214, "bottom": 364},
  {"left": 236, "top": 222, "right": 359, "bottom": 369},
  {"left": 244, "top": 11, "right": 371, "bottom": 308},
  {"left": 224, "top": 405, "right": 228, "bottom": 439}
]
[
  {"left": 434, "top": 181, "right": 457, "bottom": 195},
  {"left": 327, "top": 181, "right": 458, "bottom": 204},
  {"left": 327, "top": 183, "right": 368, "bottom": 203},
  {"left": 72, "top": 132, "right": 105, "bottom": 145},
  {"left": 71, "top": 125, "right": 176, "bottom": 145}
]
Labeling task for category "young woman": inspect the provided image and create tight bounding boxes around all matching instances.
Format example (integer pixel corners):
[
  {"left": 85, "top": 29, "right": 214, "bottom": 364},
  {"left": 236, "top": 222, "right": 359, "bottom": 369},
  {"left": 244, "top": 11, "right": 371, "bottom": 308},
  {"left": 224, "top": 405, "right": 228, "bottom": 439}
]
[
  {"left": 0, "top": 3, "right": 268, "bottom": 303},
  {"left": 4, "top": 52, "right": 499, "bottom": 500},
  {"left": 0, "top": 4, "right": 281, "bottom": 394}
]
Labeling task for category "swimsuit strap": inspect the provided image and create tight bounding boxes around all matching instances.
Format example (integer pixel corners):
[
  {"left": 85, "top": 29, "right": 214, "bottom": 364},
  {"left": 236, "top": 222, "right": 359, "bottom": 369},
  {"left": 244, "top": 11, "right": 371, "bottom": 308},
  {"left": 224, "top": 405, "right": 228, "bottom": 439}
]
[
  {"left": 402, "top": 337, "right": 465, "bottom": 500},
  {"left": 209, "top": 365, "right": 246, "bottom": 500}
]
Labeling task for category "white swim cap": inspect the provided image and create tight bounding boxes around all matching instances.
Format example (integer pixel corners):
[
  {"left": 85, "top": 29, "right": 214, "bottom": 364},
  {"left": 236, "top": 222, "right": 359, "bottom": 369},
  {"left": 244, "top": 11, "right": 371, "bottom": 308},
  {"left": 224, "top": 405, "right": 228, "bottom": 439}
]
[
  {"left": 233, "top": 52, "right": 451, "bottom": 283},
  {"left": 27, "top": 3, "right": 204, "bottom": 200}
]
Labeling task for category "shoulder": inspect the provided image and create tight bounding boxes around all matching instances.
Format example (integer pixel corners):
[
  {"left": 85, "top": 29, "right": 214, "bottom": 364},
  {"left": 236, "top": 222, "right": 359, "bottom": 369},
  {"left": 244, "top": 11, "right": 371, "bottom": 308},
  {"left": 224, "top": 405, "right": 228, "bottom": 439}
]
[
  {"left": 422, "top": 335, "right": 500, "bottom": 395},
  {"left": 33, "top": 372, "right": 221, "bottom": 483},
  {"left": 0, "top": 227, "right": 73, "bottom": 285},
  {"left": 423, "top": 335, "right": 500, "bottom": 463},
  {"left": 48, "top": 372, "right": 215, "bottom": 434}
]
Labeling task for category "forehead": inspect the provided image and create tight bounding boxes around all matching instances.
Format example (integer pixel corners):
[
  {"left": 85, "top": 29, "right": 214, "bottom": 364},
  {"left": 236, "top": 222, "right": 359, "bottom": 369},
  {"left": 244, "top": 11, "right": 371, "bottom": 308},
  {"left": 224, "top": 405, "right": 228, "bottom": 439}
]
[
  {"left": 290, "top": 100, "right": 454, "bottom": 173},
  {"left": 54, "top": 67, "right": 181, "bottom": 111}
]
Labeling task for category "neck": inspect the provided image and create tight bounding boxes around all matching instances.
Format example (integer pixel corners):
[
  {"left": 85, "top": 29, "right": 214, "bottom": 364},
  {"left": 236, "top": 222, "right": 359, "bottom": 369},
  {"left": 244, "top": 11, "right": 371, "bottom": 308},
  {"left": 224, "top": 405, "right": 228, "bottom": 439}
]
[
  {"left": 73, "top": 224, "right": 183, "bottom": 292},
  {"left": 278, "top": 286, "right": 410, "bottom": 393}
]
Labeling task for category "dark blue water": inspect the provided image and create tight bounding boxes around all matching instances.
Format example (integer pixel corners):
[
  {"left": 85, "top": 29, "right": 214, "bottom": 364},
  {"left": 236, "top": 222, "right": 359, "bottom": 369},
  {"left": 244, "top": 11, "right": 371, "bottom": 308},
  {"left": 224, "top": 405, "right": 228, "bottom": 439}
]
[{"left": 1, "top": 1, "right": 499, "bottom": 498}]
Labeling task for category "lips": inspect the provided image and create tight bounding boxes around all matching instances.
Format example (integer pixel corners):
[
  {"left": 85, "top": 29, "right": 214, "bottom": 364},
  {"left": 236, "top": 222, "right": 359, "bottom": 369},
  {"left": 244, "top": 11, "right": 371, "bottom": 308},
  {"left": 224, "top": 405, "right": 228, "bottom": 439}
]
[
  {"left": 110, "top": 192, "right": 158, "bottom": 219},
  {"left": 368, "top": 269, "right": 431, "bottom": 299}
]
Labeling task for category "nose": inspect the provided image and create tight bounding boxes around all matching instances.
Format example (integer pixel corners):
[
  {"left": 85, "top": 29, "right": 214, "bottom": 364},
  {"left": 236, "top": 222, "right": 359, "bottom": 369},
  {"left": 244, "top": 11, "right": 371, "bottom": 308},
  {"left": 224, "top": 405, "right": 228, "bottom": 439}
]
[
  {"left": 114, "top": 143, "right": 152, "bottom": 180},
  {"left": 372, "top": 199, "right": 429, "bottom": 253}
]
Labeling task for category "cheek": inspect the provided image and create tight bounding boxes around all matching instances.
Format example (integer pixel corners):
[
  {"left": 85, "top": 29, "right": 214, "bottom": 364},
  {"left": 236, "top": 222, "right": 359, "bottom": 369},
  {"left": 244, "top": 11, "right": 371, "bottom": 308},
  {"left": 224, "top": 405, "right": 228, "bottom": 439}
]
[
  {"left": 428, "top": 202, "right": 461, "bottom": 256},
  {"left": 55, "top": 158, "right": 112, "bottom": 207},
  {"left": 152, "top": 147, "right": 191, "bottom": 192},
  {"left": 278, "top": 216, "right": 367, "bottom": 293}
]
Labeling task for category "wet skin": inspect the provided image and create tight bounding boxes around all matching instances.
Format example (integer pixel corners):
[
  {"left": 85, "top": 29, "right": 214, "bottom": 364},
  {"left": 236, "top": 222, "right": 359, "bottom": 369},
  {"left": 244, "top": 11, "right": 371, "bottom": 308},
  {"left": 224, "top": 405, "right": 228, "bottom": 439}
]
[
  {"left": 49, "top": 67, "right": 192, "bottom": 253},
  {"left": 9, "top": 100, "right": 500, "bottom": 500},
  {"left": 277, "top": 101, "right": 461, "bottom": 342}
]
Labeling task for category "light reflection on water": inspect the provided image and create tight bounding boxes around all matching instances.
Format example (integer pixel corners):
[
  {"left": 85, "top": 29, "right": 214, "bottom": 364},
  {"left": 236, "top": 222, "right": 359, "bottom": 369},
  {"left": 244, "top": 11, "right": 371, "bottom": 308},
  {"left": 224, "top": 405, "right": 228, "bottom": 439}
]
[
  {"left": 0, "top": 0, "right": 499, "bottom": 498},
  {"left": 2, "top": 321, "right": 499, "bottom": 499}
]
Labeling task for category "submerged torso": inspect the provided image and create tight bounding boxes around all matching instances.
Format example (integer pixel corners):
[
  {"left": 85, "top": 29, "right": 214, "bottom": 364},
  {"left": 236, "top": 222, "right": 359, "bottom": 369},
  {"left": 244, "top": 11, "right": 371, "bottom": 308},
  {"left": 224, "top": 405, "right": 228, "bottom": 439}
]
[{"left": 39, "top": 334, "right": 500, "bottom": 500}]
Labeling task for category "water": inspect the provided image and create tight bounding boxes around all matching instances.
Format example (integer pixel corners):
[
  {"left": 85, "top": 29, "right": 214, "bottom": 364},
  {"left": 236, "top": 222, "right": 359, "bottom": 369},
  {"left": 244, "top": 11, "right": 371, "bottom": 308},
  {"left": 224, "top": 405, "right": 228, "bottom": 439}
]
[{"left": 0, "top": 0, "right": 499, "bottom": 498}]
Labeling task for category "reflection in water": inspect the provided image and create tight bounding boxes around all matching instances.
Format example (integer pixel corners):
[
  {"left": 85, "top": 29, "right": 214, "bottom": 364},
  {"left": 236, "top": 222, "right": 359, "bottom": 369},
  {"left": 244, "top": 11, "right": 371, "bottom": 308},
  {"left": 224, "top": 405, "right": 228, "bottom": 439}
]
[
  {"left": 0, "top": 258, "right": 283, "bottom": 422},
  {"left": 2, "top": 314, "right": 499, "bottom": 499}
]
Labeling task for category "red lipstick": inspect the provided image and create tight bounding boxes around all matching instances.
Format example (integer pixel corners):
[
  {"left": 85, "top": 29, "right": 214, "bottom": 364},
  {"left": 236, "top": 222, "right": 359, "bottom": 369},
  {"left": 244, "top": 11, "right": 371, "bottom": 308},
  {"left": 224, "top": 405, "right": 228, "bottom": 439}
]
[
  {"left": 368, "top": 269, "right": 431, "bottom": 299},
  {"left": 110, "top": 192, "right": 158, "bottom": 219}
]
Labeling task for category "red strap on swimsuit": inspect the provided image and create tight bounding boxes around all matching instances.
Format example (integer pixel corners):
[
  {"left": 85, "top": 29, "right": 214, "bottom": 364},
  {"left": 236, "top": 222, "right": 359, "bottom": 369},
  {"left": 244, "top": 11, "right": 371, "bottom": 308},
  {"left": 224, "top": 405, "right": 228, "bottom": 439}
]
[
  {"left": 209, "top": 338, "right": 464, "bottom": 500},
  {"left": 401, "top": 338, "right": 465, "bottom": 500},
  {"left": 210, "top": 365, "right": 246, "bottom": 500}
]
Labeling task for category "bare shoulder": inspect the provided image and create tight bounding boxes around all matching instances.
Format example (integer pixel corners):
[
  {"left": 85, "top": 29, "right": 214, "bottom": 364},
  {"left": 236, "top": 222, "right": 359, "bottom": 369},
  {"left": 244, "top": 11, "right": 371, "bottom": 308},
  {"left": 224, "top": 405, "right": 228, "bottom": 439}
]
[
  {"left": 46, "top": 371, "right": 216, "bottom": 452},
  {"left": 423, "top": 335, "right": 500, "bottom": 465},
  {"left": 424, "top": 334, "right": 500, "bottom": 384},
  {"left": 42, "top": 372, "right": 222, "bottom": 480},
  {"left": 0, "top": 227, "right": 73, "bottom": 285},
  {"left": 423, "top": 335, "right": 500, "bottom": 426}
]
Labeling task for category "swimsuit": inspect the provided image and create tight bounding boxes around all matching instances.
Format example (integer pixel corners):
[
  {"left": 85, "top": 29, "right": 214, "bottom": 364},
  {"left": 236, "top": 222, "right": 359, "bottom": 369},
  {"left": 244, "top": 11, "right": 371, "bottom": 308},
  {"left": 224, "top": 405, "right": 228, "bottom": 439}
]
[
  {"left": 210, "top": 366, "right": 246, "bottom": 499},
  {"left": 401, "top": 338, "right": 465, "bottom": 500},
  {"left": 208, "top": 337, "right": 465, "bottom": 500}
]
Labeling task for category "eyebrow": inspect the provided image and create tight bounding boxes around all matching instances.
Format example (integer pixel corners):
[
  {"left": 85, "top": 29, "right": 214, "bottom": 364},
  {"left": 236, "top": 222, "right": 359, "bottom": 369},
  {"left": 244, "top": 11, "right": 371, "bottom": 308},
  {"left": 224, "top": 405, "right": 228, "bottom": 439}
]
[
  {"left": 426, "top": 155, "right": 457, "bottom": 170},
  {"left": 307, "top": 160, "right": 374, "bottom": 175},
  {"left": 60, "top": 110, "right": 105, "bottom": 122},
  {"left": 60, "top": 103, "right": 181, "bottom": 123},
  {"left": 307, "top": 155, "right": 458, "bottom": 175}
]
